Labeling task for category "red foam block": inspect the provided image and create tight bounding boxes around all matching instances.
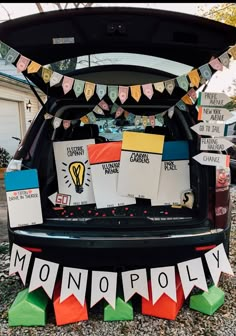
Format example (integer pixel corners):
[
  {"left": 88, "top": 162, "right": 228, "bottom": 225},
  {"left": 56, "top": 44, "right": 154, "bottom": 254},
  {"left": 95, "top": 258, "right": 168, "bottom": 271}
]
[
  {"left": 53, "top": 281, "right": 88, "bottom": 326},
  {"left": 142, "top": 273, "right": 185, "bottom": 320}
]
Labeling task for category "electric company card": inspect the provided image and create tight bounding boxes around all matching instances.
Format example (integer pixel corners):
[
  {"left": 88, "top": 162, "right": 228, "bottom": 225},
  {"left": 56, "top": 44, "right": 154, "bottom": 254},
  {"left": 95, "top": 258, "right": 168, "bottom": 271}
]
[
  {"left": 151, "top": 141, "right": 190, "bottom": 206},
  {"left": 5, "top": 169, "right": 43, "bottom": 228},
  {"left": 53, "top": 139, "right": 95, "bottom": 206},
  {"left": 87, "top": 142, "right": 136, "bottom": 209},
  {"left": 117, "top": 131, "right": 165, "bottom": 200}
]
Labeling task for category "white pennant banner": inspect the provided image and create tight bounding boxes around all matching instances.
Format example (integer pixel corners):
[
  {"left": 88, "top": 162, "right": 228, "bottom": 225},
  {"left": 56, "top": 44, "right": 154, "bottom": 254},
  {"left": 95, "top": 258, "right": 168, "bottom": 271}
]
[
  {"left": 150, "top": 266, "right": 177, "bottom": 304},
  {"left": 9, "top": 243, "right": 32, "bottom": 285},
  {"left": 205, "top": 243, "right": 234, "bottom": 286},
  {"left": 122, "top": 268, "right": 149, "bottom": 302},
  {"left": 29, "top": 258, "right": 59, "bottom": 298},
  {"left": 60, "top": 266, "right": 88, "bottom": 305},
  {"left": 90, "top": 271, "right": 117, "bottom": 309},
  {"left": 177, "top": 257, "right": 208, "bottom": 299}
]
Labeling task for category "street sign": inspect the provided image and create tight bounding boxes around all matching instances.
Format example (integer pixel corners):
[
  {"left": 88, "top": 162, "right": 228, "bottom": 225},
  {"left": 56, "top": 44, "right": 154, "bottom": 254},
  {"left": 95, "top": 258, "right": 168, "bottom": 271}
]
[
  {"left": 191, "top": 122, "right": 225, "bottom": 137},
  {"left": 198, "top": 92, "right": 232, "bottom": 107},
  {"left": 200, "top": 138, "right": 234, "bottom": 151},
  {"left": 198, "top": 107, "right": 232, "bottom": 122},
  {"left": 193, "top": 152, "right": 230, "bottom": 167}
]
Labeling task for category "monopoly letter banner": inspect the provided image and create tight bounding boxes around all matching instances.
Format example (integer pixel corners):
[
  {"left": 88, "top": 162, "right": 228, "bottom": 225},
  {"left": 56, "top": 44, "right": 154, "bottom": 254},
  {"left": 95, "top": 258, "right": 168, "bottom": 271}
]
[{"left": 9, "top": 243, "right": 32, "bottom": 285}]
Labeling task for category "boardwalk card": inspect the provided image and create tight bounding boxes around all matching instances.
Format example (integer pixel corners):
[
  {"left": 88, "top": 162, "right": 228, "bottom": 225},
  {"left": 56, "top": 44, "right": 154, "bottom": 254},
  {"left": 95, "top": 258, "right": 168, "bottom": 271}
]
[
  {"left": 117, "top": 131, "right": 165, "bottom": 199},
  {"left": 87, "top": 142, "right": 136, "bottom": 209},
  {"left": 53, "top": 139, "right": 95, "bottom": 206},
  {"left": 5, "top": 169, "right": 43, "bottom": 228},
  {"left": 151, "top": 141, "right": 190, "bottom": 206}
]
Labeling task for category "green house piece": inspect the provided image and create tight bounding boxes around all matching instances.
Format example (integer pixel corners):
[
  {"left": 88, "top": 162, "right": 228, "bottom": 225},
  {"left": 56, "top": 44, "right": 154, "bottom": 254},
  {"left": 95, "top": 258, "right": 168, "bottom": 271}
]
[
  {"left": 8, "top": 287, "right": 49, "bottom": 327},
  {"left": 190, "top": 285, "right": 225, "bottom": 316},
  {"left": 104, "top": 296, "right": 133, "bottom": 321}
]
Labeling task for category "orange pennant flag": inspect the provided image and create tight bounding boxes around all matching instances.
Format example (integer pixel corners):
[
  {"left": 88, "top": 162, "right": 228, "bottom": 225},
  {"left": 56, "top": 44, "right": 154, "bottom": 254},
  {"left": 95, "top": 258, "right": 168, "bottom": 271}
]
[
  {"left": 188, "top": 69, "right": 200, "bottom": 88},
  {"left": 80, "top": 115, "right": 89, "bottom": 124},
  {"left": 84, "top": 82, "right": 95, "bottom": 101},
  {"left": 130, "top": 85, "right": 141, "bottom": 102},
  {"left": 182, "top": 94, "right": 193, "bottom": 105},
  {"left": 27, "top": 61, "right": 41, "bottom": 74}
]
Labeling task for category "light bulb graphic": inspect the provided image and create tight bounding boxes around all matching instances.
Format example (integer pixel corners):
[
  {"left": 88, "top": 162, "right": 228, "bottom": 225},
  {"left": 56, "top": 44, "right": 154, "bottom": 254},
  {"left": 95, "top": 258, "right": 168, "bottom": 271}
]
[{"left": 69, "top": 161, "right": 85, "bottom": 194}]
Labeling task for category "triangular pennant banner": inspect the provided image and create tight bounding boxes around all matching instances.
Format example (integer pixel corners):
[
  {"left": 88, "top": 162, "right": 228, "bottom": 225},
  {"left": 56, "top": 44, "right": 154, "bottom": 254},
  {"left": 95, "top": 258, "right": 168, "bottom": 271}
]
[
  {"left": 188, "top": 69, "right": 200, "bottom": 88},
  {"left": 130, "top": 85, "right": 141, "bottom": 102},
  {"left": 93, "top": 105, "right": 104, "bottom": 115},
  {"left": 9, "top": 243, "right": 32, "bottom": 286},
  {"left": 44, "top": 113, "right": 53, "bottom": 120},
  {"left": 151, "top": 266, "right": 177, "bottom": 304},
  {"left": 5, "top": 48, "right": 19, "bottom": 65},
  {"left": 96, "top": 84, "right": 107, "bottom": 100},
  {"left": 199, "top": 64, "right": 212, "bottom": 80},
  {"left": 62, "top": 76, "right": 74, "bottom": 95},
  {"left": 165, "top": 79, "right": 175, "bottom": 95},
  {"left": 187, "top": 88, "right": 197, "bottom": 101},
  {"left": 126, "top": 112, "right": 135, "bottom": 124},
  {"left": 108, "top": 85, "right": 119, "bottom": 103},
  {"left": 154, "top": 82, "right": 165, "bottom": 93},
  {"left": 209, "top": 58, "right": 223, "bottom": 71},
  {"left": 63, "top": 120, "right": 71, "bottom": 130},
  {"left": 122, "top": 269, "right": 149, "bottom": 302},
  {"left": 73, "top": 79, "right": 85, "bottom": 98},
  {"left": 27, "top": 61, "right": 41, "bottom": 74},
  {"left": 50, "top": 72, "right": 63, "bottom": 87},
  {"left": 80, "top": 115, "right": 89, "bottom": 124},
  {"left": 142, "top": 115, "right": 148, "bottom": 127},
  {"left": 134, "top": 115, "right": 141, "bottom": 126},
  {"left": 182, "top": 94, "right": 193, "bottom": 105},
  {"left": 84, "top": 82, "right": 95, "bottom": 101},
  {"left": 228, "top": 45, "right": 236, "bottom": 59},
  {"left": 111, "top": 103, "right": 119, "bottom": 114},
  {"left": 98, "top": 99, "right": 110, "bottom": 111},
  {"left": 119, "top": 86, "right": 129, "bottom": 104},
  {"left": 87, "top": 111, "right": 97, "bottom": 123},
  {"left": 142, "top": 83, "right": 154, "bottom": 99},
  {"left": 42, "top": 67, "right": 53, "bottom": 83},
  {"left": 90, "top": 271, "right": 117, "bottom": 309},
  {"left": 115, "top": 106, "right": 124, "bottom": 118},
  {"left": 0, "top": 41, "right": 10, "bottom": 58},
  {"left": 16, "top": 55, "right": 30, "bottom": 73},
  {"left": 176, "top": 75, "right": 189, "bottom": 92},
  {"left": 124, "top": 110, "right": 129, "bottom": 119},
  {"left": 219, "top": 52, "right": 230, "bottom": 69},
  {"left": 52, "top": 117, "right": 62, "bottom": 129},
  {"left": 168, "top": 106, "right": 175, "bottom": 119},
  {"left": 176, "top": 100, "right": 188, "bottom": 112},
  {"left": 149, "top": 115, "right": 156, "bottom": 128}
]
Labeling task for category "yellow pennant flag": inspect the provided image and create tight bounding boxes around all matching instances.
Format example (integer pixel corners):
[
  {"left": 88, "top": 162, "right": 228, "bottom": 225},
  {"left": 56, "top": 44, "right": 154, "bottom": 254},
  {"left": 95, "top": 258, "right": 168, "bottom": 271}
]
[
  {"left": 80, "top": 115, "right": 89, "bottom": 124},
  {"left": 154, "top": 82, "right": 165, "bottom": 93},
  {"left": 84, "top": 82, "right": 95, "bottom": 101},
  {"left": 229, "top": 45, "right": 236, "bottom": 60},
  {"left": 130, "top": 85, "right": 141, "bottom": 102},
  {"left": 182, "top": 94, "right": 193, "bottom": 105},
  {"left": 188, "top": 69, "right": 200, "bottom": 88},
  {"left": 42, "top": 67, "right": 53, "bottom": 83},
  {"left": 27, "top": 61, "right": 41, "bottom": 74}
]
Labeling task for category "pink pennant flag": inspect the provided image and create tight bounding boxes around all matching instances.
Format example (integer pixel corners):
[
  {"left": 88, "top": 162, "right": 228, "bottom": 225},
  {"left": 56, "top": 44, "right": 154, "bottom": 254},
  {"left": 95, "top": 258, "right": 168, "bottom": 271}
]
[
  {"left": 187, "top": 88, "right": 197, "bottom": 101},
  {"left": 62, "top": 76, "right": 74, "bottom": 95},
  {"left": 63, "top": 120, "right": 71, "bottom": 130},
  {"left": 115, "top": 107, "right": 124, "bottom": 118},
  {"left": 16, "top": 55, "right": 30, "bottom": 73},
  {"left": 149, "top": 115, "right": 155, "bottom": 128},
  {"left": 98, "top": 99, "right": 110, "bottom": 111},
  {"left": 142, "top": 83, "right": 154, "bottom": 99},
  {"left": 209, "top": 58, "right": 223, "bottom": 71},
  {"left": 119, "top": 86, "right": 129, "bottom": 104}
]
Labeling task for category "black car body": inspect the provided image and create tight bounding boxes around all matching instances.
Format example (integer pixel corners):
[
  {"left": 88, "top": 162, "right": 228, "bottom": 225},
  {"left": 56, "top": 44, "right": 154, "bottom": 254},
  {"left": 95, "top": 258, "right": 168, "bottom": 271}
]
[{"left": 0, "top": 7, "right": 235, "bottom": 269}]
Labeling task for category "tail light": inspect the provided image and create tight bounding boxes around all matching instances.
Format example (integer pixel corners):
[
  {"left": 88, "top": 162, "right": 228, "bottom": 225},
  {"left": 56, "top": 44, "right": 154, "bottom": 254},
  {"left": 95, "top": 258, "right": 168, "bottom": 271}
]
[{"left": 215, "top": 166, "right": 231, "bottom": 229}]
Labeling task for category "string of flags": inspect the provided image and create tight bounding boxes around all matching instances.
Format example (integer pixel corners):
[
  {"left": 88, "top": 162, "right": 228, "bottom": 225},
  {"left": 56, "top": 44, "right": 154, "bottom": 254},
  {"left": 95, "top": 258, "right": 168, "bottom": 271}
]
[{"left": 0, "top": 40, "right": 235, "bottom": 113}]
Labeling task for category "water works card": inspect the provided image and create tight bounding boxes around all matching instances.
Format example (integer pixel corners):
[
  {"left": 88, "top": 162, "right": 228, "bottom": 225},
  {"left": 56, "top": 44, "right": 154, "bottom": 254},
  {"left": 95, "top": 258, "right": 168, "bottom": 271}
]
[
  {"left": 53, "top": 139, "right": 95, "bottom": 206},
  {"left": 87, "top": 142, "right": 136, "bottom": 209},
  {"left": 5, "top": 169, "right": 43, "bottom": 228},
  {"left": 117, "top": 131, "right": 165, "bottom": 199},
  {"left": 151, "top": 141, "right": 190, "bottom": 206}
]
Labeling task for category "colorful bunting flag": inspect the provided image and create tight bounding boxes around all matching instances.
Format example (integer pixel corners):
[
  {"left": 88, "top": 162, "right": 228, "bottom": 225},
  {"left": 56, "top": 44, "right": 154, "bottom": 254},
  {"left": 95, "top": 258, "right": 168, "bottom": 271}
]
[
  {"left": 126, "top": 112, "right": 135, "bottom": 124},
  {"left": 52, "top": 117, "right": 62, "bottom": 129},
  {"left": 93, "top": 105, "right": 104, "bottom": 115},
  {"left": 124, "top": 110, "right": 129, "bottom": 119},
  {"left": 119, "top": 86, "right": 129, "bottom": 104},
  {"left": 96, "top": 84, "right": 107, "bottom": 100},
  {"left": 0, "top": 41, "right": 10, "bottom": 58},
  {"left": 115, "top": 106, "right": 124, "bottom": 118},
  {"left": 84, "top": 82, "right": 95, "bottom": 101},
  {"left": 73, "top": 79, "right": 85, "bottom": 98},
  {"left": 209, "top": 58, "right": 223, "bottom": 71},
  {"left": 188, "top": 69, "right": 200, "bottom": 88},
  {"left": 98, "top": 99, "right": 110, "bottom": 111},
  {"left": 154, "top": 82, "right": 165, "bottom": 93},
  {"left": 16, "top": 55, "right": 30, "bottom": 73},
  {"left": 130, "top": 85, "right": 141, "bottom": 102},
  {"left": 134, "top": 115, "right": 141, "bottom": 126},
  {"left": 176, "top": 101, "right": 188, "bottom": 112},
  {"left": 165, "top": 79, "right": 175, "bottom": 95},
  {"left": 44, "top": 113, "right": 53, "bottom": 120},
  {"left": 142, "top": 83, "right": 154, "bottom": 99},
  {"left": 42, "top": 67, "right": 53, "bottom": 83},
  {"left": 80, "top": 115, "right": 89, "bottom": 124},
  {"left": 219, "top": 52, "right": 230, "bottom": 69},
  {"left": 228, "top": 45, "right": 236, "bottom": 60},
  {"left": 5, "top": 48, "right": 19, "bottom": 65},
  {"left": 176, "top": 75, "right": 189, "bottom": 92},
  {"left": 87, "top": 111, "right": 97, "bottom": 123},
  {"left": 108, "top": 85, "right": 119, "bottom": 103},
  {"left": 168, "top": 106, "right": 175, "bottom": 119},
  {"left": 182, "top": 94, "right": 193, "bottom": 105},
  {"left": 199, "top": 64, "right": 212, "bottom": 80},
  {"left": 142, "top": 116, "right": 148, "bottom": 127},
  {"left": 111, "top": 103, "right": 119, "bottom": 114},
  {"left": 50, "top": 72, "right": 63, "bottom": 87},
  {"left": 27, "top": 61, "right": 41, "bottom": 74},
  {"left": 149, "top": 115, "right": 156, "bottom": 128},
  {"left": 187, "top": 88, "right": 197, "bottom": 101},
  {"left": 62, "top": 76, "right": 74, "bottom": 95}
]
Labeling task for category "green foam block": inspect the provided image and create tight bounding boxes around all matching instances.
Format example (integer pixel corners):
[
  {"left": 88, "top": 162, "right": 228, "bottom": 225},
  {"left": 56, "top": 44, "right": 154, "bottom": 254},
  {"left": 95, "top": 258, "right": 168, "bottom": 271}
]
[
  {"left": 190, "top": 285, "right": 225, "bottom": 316},
  {"left": 8, "top": 287, "right": 49, "bottom": 326},
  {"left": 104, "top": 296, "right": 133, "bottom": 321}
]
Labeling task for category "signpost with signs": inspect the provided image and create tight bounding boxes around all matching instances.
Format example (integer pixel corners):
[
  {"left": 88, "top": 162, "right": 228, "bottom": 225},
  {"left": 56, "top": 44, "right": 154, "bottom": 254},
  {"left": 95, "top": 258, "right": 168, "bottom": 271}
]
[
  {"left": 193, "top": 152, "right": 230, "bottom": 167},
  {"left": 191, "top": 122, "right": 225, "bottom": 137},
  {"left": 198, "top": 92, "right": 232, "bottom": 107},
  {"left": 198, "top": 107, "right": 232, "bottom": 122},
  {"left": 200, "top": 138, "right": 234, "bottom": 151}
]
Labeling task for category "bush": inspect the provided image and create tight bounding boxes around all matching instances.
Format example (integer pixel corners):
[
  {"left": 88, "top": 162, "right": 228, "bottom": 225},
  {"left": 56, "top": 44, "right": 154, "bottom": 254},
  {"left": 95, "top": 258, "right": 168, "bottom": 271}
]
[{"left": 0, "top": 147, "right": 11, "bottom": 168}]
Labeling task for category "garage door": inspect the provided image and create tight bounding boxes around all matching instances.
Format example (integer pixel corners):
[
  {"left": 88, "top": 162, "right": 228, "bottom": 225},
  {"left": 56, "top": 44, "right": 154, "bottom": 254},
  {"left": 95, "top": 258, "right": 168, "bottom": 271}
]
[{"left": 0, "top": 99, "right": 21, "bottom": 156}]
